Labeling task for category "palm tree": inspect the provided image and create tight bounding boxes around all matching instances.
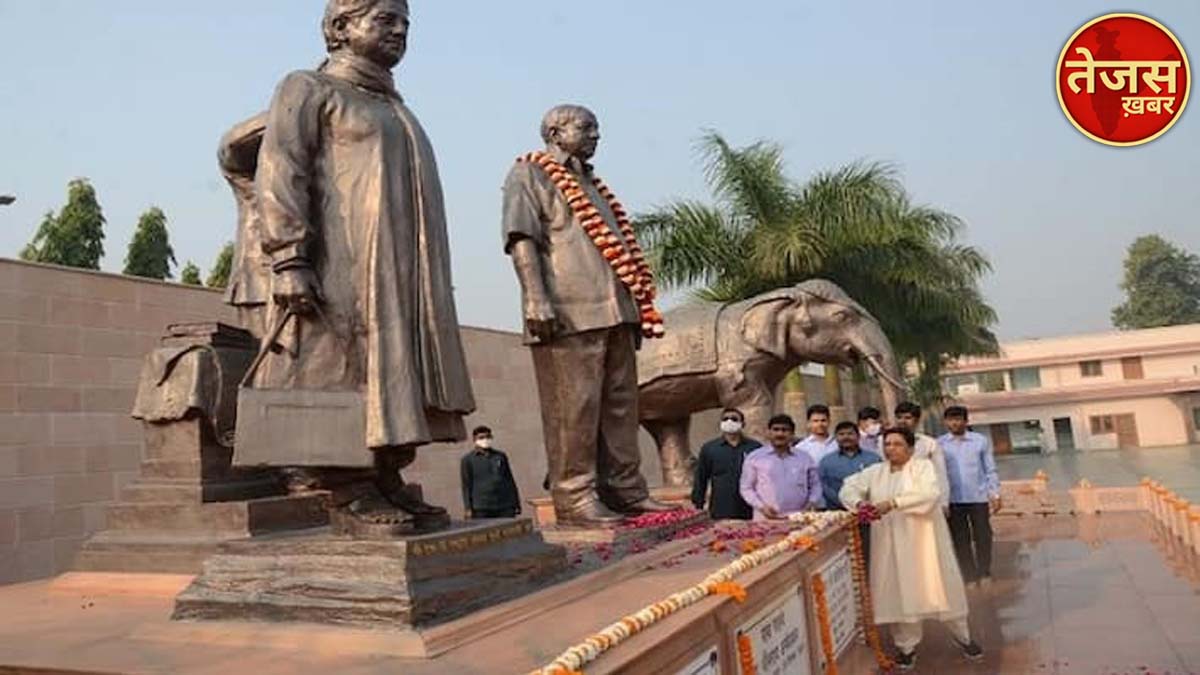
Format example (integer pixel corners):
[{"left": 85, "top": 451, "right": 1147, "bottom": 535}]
[{"left": 636, "top": 132, "right": 997, "bottom": 408}]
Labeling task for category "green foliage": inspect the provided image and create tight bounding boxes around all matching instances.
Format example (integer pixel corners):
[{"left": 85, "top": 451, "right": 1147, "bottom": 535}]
[
  {"left": 206, "top": 242, "right": 234, "bottom": 289},
  {"left": 636, "top": 132, "right": 998, "bottom": 407},
  {"left": 1111, "top": 235, "right": 1200, "bottom": 329},
  {"left": 123, "top": 207, "right": 176, "bottom": 279},
  {"left": 180, "top": 261, "right": 203, "bottom": 286},
  {"left": 18, "top": 179, "right": 106, "bottom": 269}
]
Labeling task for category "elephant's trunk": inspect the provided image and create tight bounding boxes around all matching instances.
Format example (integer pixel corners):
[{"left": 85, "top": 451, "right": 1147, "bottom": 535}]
[{"left": 849, "top": 322, "right": 907, "bottom": 419}]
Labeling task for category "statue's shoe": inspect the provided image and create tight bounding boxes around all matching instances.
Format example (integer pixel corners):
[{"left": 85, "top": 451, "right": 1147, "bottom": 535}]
[
  {"left": 345, "top": 493, "right": 415, "bottom": 525},
  {"left": 616, "top": 497, "right": 679, "bottom": 514},
  {"left": 380, "top": 482, "right": 448, "bottom": 517},
  {"left": 557, "top": 501, "right": 625, "bottom": 527}
]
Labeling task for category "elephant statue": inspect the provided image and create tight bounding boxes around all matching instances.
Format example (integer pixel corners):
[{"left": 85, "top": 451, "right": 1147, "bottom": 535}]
[{"left": 637, "top": 279, "right": 906, "bottom": 486}]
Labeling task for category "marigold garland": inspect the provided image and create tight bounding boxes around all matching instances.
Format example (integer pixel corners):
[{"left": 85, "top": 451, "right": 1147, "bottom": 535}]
[
  {"left": 517, "top": 151, "right": 665, "bottom": 339},
  {"left": 847, "top": 520, "right": 894, "bottom": 672},
  {"left": 811, "top": 573, "right": 838, "bottom": 675},
  {"left": 707, "top": 581, "right": 748, "bottom": 603},
  {"left": 737, "top": 633, "right": 757, "bottom": 675},
  {"left": 526, "top": 512, "right": 850, "bottom": 675}
]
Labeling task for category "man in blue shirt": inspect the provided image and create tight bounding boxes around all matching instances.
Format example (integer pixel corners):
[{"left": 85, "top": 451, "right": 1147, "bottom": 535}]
[
  {"left": 820, "top": 421, "right": 882, "bottom": 563},
  {"left": 939, "top": 405, "right": 1002, "bottom": 587},
  {"left": 819, "top": 422, "right": 883, "bottom": 510}
]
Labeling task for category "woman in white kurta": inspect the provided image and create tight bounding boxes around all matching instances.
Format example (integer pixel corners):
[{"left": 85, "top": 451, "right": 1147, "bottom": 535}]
[{"left": 840, "top": 427, "right": 981, "bottom": 668}]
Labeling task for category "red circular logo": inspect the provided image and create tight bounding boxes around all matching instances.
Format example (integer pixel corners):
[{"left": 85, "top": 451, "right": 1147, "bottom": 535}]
[{"left": 1056, "top": 13, "right": 1190, "bottom": 146}]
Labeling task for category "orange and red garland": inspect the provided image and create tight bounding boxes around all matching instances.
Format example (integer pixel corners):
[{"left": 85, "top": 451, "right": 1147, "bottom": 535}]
[
  {"left": 811, "top": 573, "right": 838, "bottom": 675},
  {"left": 517, "top": 152, "right": 666, "bottom": 339},
  {"left": 847, "top": 522, "right": 894, "bottom": 672}
]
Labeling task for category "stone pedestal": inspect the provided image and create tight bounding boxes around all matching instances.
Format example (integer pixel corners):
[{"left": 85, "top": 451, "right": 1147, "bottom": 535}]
[
  {"left": 76, "top": 323, "right": 329, "bottom": 574},
  {"left": 173, "top": 518, "right": 568, "bottom": 629}
]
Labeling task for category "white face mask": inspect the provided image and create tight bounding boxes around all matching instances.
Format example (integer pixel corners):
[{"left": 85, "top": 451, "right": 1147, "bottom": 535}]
[
  {"left": 474, "top": 438, "right": 493, "bottom": 450},
  {"left": 864, "top": 422, "right": 882, "bottom": 437},
  {"left": 720, "top": 419, "right": 744, "bottom": 434}
]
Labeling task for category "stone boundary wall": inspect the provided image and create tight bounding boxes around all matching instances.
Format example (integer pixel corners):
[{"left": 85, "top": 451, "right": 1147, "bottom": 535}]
[
  {"left": 1, "top": 258, "right": 843, "bottom": 585},
  {"left": 0, "top": 258, "right": 566, "bottom": 584}
]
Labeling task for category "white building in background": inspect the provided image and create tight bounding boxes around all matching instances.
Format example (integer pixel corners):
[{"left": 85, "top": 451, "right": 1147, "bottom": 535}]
[{"left": 942, "top": 324, "right": 1200, "bottom": 454}]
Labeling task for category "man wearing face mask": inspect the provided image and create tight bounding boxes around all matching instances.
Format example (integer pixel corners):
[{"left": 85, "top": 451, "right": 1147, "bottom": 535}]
[
  {"left": 857, "top": 406, "right": 883, "bottom": 454},
  {"left": 460, "top": 426, "right": 522, "bottom": 519},
  {"left": 691, "top": 408, "right": 760, "bottom": 520}
]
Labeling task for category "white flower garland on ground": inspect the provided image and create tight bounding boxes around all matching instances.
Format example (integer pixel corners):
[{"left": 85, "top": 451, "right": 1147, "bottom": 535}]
[{"left": 528, "top": 511, "right": 852, "bottom": 675}]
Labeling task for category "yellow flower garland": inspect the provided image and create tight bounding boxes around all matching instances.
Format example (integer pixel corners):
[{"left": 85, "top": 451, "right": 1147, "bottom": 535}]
[{"left": 517, "top": 151, "right": 665, "bottom": 339}]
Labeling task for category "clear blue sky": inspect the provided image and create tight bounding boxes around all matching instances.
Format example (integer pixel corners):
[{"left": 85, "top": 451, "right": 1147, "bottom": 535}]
[{"left": 1, "top": 1, "right": 1197, "bottom": 340}]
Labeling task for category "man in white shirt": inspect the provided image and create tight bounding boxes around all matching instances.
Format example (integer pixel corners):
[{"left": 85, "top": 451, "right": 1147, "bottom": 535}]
[
  {"left": 893, "top": 401, "right": 951, "bottom": 511},
  {"left": 793, "top": 404, "right": 839, "bottom": 465}
]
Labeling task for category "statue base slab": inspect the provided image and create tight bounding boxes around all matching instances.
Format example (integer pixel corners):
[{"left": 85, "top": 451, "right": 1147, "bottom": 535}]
[
  {"left": 172, "top": 518, "right": 568, "bottom": 629},
  {"left": 539, "top": 509, "right": 709, "bottom": 546}
]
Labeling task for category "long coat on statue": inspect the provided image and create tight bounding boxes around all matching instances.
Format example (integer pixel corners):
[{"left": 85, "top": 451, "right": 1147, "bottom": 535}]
[
  {"left": 839, "top": 457, "right": 969, "bottom": 625},
  {"left": 221, "top": 52, "right": 475, "bottom": 459}
]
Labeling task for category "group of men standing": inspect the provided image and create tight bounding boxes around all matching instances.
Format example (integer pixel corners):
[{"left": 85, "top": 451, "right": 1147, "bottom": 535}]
[{"left": 691, "top": 402, "right": 1002, "bottom": 586}]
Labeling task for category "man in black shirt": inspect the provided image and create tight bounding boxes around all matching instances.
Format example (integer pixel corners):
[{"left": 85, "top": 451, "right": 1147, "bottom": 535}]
[
  {"left": 460, "top": 426, "right": 522, "bottom": 519},
  {"left": 691, "top": 408, "right": 761, "bottom": 520}
]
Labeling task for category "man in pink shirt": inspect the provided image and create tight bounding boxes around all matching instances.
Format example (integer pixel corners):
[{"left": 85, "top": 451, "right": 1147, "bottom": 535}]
[{"left": 739, "top": 414, "right": 822, "bottom": 520}]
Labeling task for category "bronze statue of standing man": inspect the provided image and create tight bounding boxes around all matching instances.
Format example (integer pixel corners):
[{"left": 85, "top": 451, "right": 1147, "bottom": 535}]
[
  {"left": 502, "top": 105, "right": 674, "bottom": 526},
  {"left": 224, "top": 0, "right": 475, "bottom": 527}
]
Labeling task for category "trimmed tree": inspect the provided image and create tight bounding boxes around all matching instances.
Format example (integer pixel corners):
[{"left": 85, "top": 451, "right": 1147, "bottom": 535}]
[
  {"left": 123, "top": 207, "right": 176, "bottom": 279},
  {"left": 180, "top": 261, "right": 203, "bottom": 286},
  {"left": 206, "top": 242, "right": 234, "bottom": 289},
  {"left": 1112, "top": 235, "right": 1200, "bottom": 329},
  {"left": 18, "top": 178, "right": 106, "bottom": 269}
]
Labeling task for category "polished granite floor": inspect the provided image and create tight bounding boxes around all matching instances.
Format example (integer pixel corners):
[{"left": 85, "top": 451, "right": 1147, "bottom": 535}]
[
  {"left": 996, "top": 445, "right": 1200, "bottom": 501},
  {"left": 886, "top": 512, "right": 1200, "bottom": 675}
]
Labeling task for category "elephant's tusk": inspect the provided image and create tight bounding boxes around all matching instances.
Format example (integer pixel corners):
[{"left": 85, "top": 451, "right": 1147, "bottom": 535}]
[{"left": 865, "top": 354, "right": 907, "bottom": 392}]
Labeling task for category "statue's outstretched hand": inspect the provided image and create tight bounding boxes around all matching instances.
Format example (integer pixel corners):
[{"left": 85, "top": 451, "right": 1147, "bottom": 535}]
[
  {"left": 523, "top": 295, "right": 557, "bottom": 342},
  {"left": 273, "top": 267, "right": 324, "bottom": 315}
]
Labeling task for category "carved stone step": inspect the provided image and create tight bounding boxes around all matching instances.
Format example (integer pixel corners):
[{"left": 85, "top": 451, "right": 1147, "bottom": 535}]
[
  {"left": 119, "top": 475, "right": 283, "bottom": 504},
  {"left": 172, "top": 518, "right": 568, "bottom": 628},
  {"left": 106, "top": 493, "right": 328, "bottom": 536},
  {"left": 74, "top": 531, "right": 243, "bottom": 574}
]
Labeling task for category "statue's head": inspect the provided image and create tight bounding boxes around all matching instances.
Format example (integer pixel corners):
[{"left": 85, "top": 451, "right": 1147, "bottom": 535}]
[
  {"left": 322, "top": 0, "right": 410, "bottom": 68},
  {"left": 541, "top": 105, "right": 601, "bottom": 160}
]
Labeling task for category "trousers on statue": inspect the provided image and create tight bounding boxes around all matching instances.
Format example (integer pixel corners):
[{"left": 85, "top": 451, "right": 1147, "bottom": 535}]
[{"left": 531, "top": 325, "right": 650, "bottom": 517}]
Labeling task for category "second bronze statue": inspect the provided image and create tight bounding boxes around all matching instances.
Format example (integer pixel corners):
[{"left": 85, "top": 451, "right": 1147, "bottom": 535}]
[{"left": 502, "top": 104, "right": 677, "bottom": 526}]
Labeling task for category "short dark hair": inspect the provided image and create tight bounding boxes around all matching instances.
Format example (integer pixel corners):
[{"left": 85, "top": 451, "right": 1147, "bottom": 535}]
[
  {"left": 943, "top": 405, "right": 969, "bottom": 420},
  {"left": 806, "top": 404, "right": 831, "bottom": 419},
  {"left": 721, "top": 407, "right": 745, "bottom": 420},
  {"left": 834, "top": 421, "right": 859, "bottom": 434},
  {"left": 857, "top": 406, "right": 881, "bottom": 421},
  {"left": 894, "top": 401, "right": 922, "bottom": 419},
  {"left": 767, "top": 414, "right": 796, "bottom": 431},
  {"left": 471, "top": 425, "right": 492, "bottom": 437},
  {"left": 882, "top": 426, "right": 915, "bottom": 447}
]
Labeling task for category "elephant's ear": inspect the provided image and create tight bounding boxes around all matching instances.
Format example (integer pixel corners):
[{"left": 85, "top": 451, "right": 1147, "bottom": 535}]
[{"left": 739, "top": 291, "right": 797, "bottom": 359}]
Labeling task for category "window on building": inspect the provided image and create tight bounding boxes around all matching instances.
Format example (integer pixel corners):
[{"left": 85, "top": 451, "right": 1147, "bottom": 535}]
[
  {"left": 1080, "top": 360, "right": 1103, "bottom": 377},
  {"left": 1121, "top": 356, "right": 1144, "bottom": 380},
  {"left": 980, "top": 371, "right": 1007, "bottom": 393},
  {"left": 1193, "top": 407, "right": 1200, "bottom": 431},
  {"left": 944, "top": 374, "right": 979, "bottom": 396},
  {"left": 1089, "top": 415, "right": 1115, "bottom": 434},
  {"left": 1011, "top": 367, "right": 1041, "bottom": 391}
]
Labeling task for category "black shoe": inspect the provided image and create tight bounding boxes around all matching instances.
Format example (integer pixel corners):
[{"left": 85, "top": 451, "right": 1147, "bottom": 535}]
[
  {"left": 955, "top": 638, "right": 984, "bottom": 661},
  {"left": 894, "top": 649, "right": 916, "bottom": 670}
]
